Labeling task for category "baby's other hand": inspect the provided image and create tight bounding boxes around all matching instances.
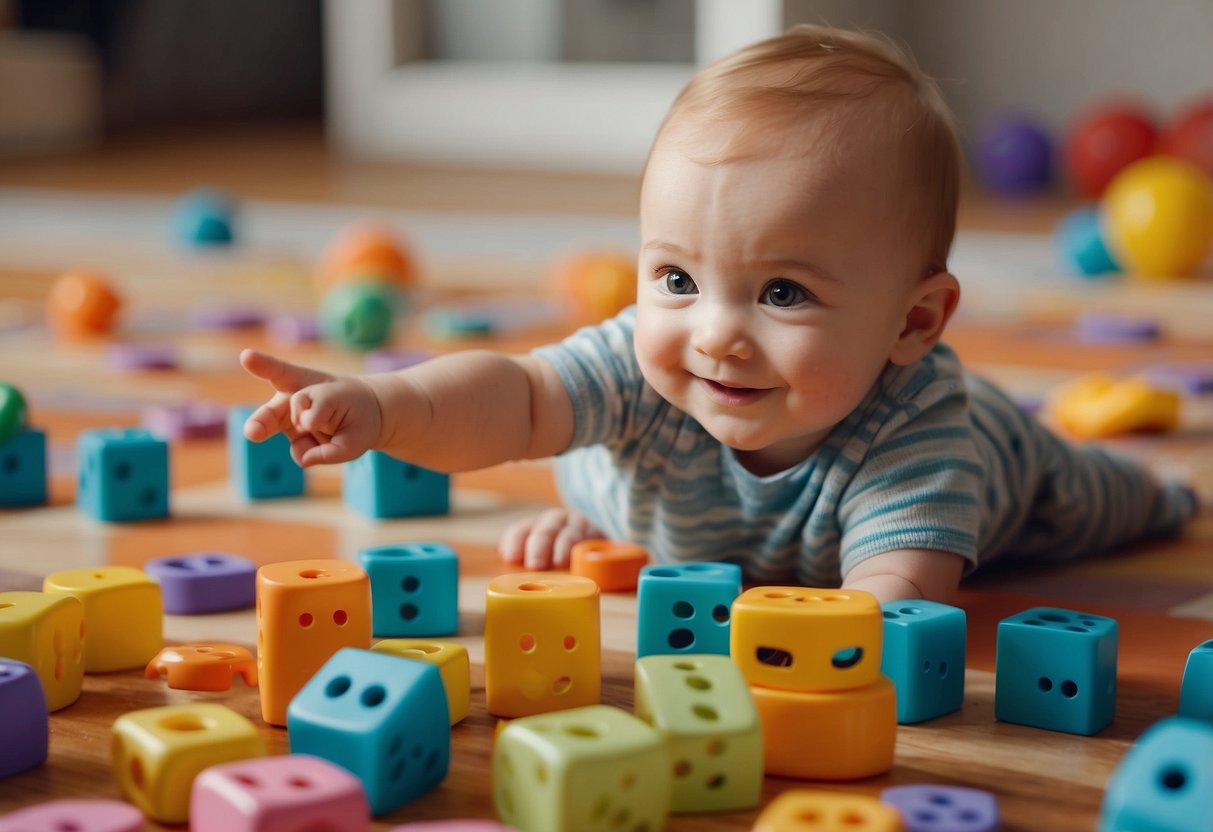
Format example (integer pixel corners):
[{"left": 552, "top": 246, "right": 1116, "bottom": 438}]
[{"left": 499, "top": 508, "right": 604, "bottom": 572}]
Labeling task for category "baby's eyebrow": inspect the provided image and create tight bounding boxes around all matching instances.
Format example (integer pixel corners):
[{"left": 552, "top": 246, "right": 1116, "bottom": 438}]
[
  {"left": 642, "top": 239, "right": 696, "bottom": 258},
  {"left": 747, "top": 257, "right": 840, "bottom": 283}
]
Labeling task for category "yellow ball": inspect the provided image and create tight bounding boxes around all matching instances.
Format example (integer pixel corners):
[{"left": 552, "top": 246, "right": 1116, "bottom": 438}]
[{"left": 1103, "top": 156, "right": 1213, "bottom": 278}]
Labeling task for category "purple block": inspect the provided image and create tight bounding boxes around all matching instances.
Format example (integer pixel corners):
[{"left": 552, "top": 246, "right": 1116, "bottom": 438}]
[
  {"left": 1073, "top": 311, "right": 1162, "bottom": 344},
  {"left": 190, "top": 305, "right": 265, "bottom": 330},
  {"left": 881, "top": 785, "right": 999, "bottom": 832},
  {"left": 0, "top": 800, "right": 144, "bottom": 832},
  {"left": 141, "top": 401, "right": 227, "bottom": 440},
  {"left": 364, "top": 348, "right": 433, "bottom": 374},
  {"left": 106, "top": 342, "right": 178, "bottom": 371},
  {"left": 1144, "top": 361, "right": 1213, "bottom": 396},
  {"left": 145, "top": 552, "right": 256, "bottom": 614},
  {"left": 268, "top": 311, "right": 322, "bottom": 346},
  {"left": 0, "top": 659, "right": 49, "bottom": 779}
]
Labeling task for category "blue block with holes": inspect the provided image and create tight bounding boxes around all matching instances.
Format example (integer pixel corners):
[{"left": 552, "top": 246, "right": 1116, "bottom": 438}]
[
  {"left": 77, "top": 428, "right": 169, "bottom": 522},
  {"left": 343, "top": 450, "right": 449, "bottom": 519},
  {"left": 288, "top": 647, "right": 449, "bottom": 815},
  {"left": 636, "top": 562, "right": 742, "bottom": 658},
  {"left": 228, "top": 406, "right": 304, "bottom": 500},
  {"left": 994, "top": 606, "right": 1117, "bottom": 736},
  {"left": 881, "top": 784, "right": 999, "bottom": 832},
  {"left": 881, "top": 599, "right": 967, "bottom": 724},
  {"left": 1100, "top": 717, "right": 1213, "bottom": 832},
  {"left": 1179, "top": 639, "right": 1213, "bottom": 722},
  {"left": 0, "top": 428, "right": 47, "bottom": 508},
  {"left": 357, "top": 542, "right": 458, "bottom": 637}
]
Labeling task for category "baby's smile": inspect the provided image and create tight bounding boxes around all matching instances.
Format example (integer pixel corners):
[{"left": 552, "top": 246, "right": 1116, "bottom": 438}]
[{"left": 697, "top": 376, "right": 773, "bottom": 407}]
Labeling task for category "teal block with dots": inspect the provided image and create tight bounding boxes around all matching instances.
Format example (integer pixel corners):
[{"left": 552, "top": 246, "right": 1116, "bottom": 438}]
[
  {"left": 636, "top": 562, "right": 742, "bottom": 658},
  {"left": 356, "top": 542, "right": 459, "bottom": 638},
  {"left": 77, "top": 428, "right": 169, "bottom": 522},
  {"left": 880, "top": 599, "right": 967, "bottom": 724},
  {"left": 227, "top": 406, "right": 305, "bottom": 500},
  {"left": 287, "top": 647, "right": 450, "bottom": 815},
  {"left": 1179, "top": 639, "right": 1213, "bottom": 722},
  {"left": 343, "top": 450, "right": 449, "bottom": 519},
  {"left": 0, "top": 428, "right": 47, "bottom": 507},
  {"left": 994, "top": 606, "right": 1117, "bottom": 736},
  {"left": 1099, "top": 717, "right": 1213, "bottom": 832}
]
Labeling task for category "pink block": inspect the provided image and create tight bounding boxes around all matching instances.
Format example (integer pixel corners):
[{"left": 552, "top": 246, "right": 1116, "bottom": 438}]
[
  {"left": 191, "top": 754, "right": 369, "bottom": 832},
  {"left": 0, "top": 800, "right": 143, "bottom": 832},
  {"left": 389, "top": 823, "right": 512, "bottom": 831}
]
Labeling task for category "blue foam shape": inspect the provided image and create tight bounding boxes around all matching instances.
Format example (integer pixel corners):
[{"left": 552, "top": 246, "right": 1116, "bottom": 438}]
[
  {"left": 1100, "top": 717, "right": 1213, "bottom": 832},
  {"left": 173, "top": 188, "right": 235, "bottom": 246},
  {"left": 636, "top": 562, "right": 742, "bottom": 658},
  {"left": 880, "top": 599, "right": 967, "bottom": 724},
  {"left": 76, "top": 428, "right": 169, "bottom": 522},
  {"left": 0, "top": 659, "right": 48, "bottom": 779},
  {"left": 343, "top": 451, "right": 449, "bottom": 519},
  {"left": 357, "top": 542, "right": 459, "bottom": 637},
  {"left": 1179, "top": 639, "right": 1213, "bottom": 722},
  {"left": 0, "top": 428, "right": 47, "bottom": 508},
  {"left": 227, "top": 406, "right": 305, "bottom": 500}
]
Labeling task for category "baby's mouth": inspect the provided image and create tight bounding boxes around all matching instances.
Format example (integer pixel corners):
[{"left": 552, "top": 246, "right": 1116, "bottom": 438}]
[{"left": 699, "top": 377, "right": 771, "bottom": 406}]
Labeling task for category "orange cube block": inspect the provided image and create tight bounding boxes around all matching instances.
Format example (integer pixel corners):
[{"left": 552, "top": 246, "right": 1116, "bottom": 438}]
[
  {"left": 256, "top": 560, "right": 371, "bottom": 726},
  {"left": 145, "top": 643, "right": 257, "bottom": 692},
  {"left": 47, "top": 269, "right": 122, "bottom": 337},
  {"left": 569, "top": 539, "right": 648, "bottom": 592},
  {"left": 752, "top": 789, "right": 903, "bottom": 831},
  {"left": 318, "top": 224, "right": 418, "bottom": 290}
]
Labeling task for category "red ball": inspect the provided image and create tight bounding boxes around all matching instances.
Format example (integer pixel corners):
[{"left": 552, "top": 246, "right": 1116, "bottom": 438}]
[
  {"left": 1162, "top": 96, "right": 1213, "bottom": 177},
  {"left": 1064, "top": 103, "right": 1159, "bottom": 198}
]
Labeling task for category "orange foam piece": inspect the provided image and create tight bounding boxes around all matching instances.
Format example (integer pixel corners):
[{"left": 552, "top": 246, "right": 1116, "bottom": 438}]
[
  {"left": 569, "top": 539, "right": 649, "bottom": 592},
  {"left": 752, "top": 789, "right": 903, "bottom": 831},
  {"left": 47, "top": 269, "right": 121, "bottom": 337},
  {"left": 145, "top": 642, "right": 257, "bottom": 691},
  {"left": 1047, "top": 373, "right": 1180, "bottom": 439},
  {"left": 551, "top": 251, "right": 636, "bottom": 324},
  {"left": 319, "top": 224, "right": 418, "bottom": 290}
]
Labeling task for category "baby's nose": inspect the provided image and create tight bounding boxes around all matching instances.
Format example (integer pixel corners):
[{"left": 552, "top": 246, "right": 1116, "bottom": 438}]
[{"left": 691, "top": 305, "right": 753, "bottom": 360}]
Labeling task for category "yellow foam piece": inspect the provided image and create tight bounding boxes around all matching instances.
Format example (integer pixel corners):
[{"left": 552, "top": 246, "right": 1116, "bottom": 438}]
[{"left": 1047, "top": 373, "right": 1180, "bottom": 439}]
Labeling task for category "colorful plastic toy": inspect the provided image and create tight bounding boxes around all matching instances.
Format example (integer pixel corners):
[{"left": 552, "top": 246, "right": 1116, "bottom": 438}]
[
  {"left": 0, "top": 427, "right": 47, "bottom": 508},
  {"left": 145, "top": 643, "right": 257, "bottom": 691},
  {"left": 141, "top": 400, "right": 227, "bottom": 440},
  {"left": 0, "top": 800, "right": 144, "bottom": 832},
  {"left": 570, "top": 539, "right": 649, "bottom": 593},
  {"left": 0, "top": 381, "right": 27, "bottom": 444},
  {"left": 752, "top": 789, "right": 902, "bottom": 831},
  {"left": 320, "top": 281, "right": 398, "bottom": 352},
  {"left": 1163, "top": 96, "right": 1213, "bottom": 176},
  {"left": 1064, "top": 102, "right": 1158, "bottom": 198},
  {"left": 228, "top": 405, "right": 306, "bottom": 500},
  {"left": 372, "top": 639, "right": 471, "bottom": 725},
  {"left": 343, "top": 451, "right": 449, "bottom": 519},
  {"left": 974, "top": 116, "right": 1053, "bottom": 195},
  {"left": 881, "top": 599, "right": 967, "bottom": 724},
  {"left": 1100, "top": 717, "right": 1213, "bottom": 831},
  {"left": 76, "top": 428, "right": 170, "bottom": 522},
  {"left": 551, "top": 251, "right": 637, "bottom": 324},
  {"left": 1179, "top": 639, "right": 1213, "bottom": 722},
  {"left": 636, "top": 562, "right": 741, "bottom": 659},
  {"left": 0, "top": 591, "right": 84, "bottom": 711},
  {"left": 172, "top": 188, "right": 236, "bottom": 246},
  {"left": 881, "top": 784, "right": 999, "bottom": 832},
  {"left": 145, "top": 552, "right": 256, "bottom": 614},
  {"left": 105, "top": 341, "right": 178, "bottom": 372},
  {"left": 1073, "top": 311, "right": 1162, "bottom": 344},
  {"left": 358, "top": 542, "right": 459, "bottom": 638},
  {"left": 1055, "top": 206, "right": 1120, "bottom": 276},
  {"left": 1103, "top": 155, "right": 1213, "bottom": 278},
  {"left": 44, "top": 565, "right": 163, "bottom": 672},
  {"left": 0, "top": 659, "right": 48, "bottom": 779},
  {"left": 319, "top": 223, "right": 420, "bottom": 291},
  {"left": 47, "top": 268, "right": 122, "bottom": 338},
  {"left": 1046, "top": 373, "right": 1180, "bottom": 440}
]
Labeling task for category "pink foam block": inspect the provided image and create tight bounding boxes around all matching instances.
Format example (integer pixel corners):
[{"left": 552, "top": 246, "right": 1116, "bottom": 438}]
[{"left": 0, "top": 800, "right": 144, "bottom": 832}]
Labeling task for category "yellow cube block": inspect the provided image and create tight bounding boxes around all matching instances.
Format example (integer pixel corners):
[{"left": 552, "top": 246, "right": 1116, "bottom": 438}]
[
  {"left": 372, "top": 638, "right": 471, "bottom": 724},
  {"left": 730, "top": 587, "right": 883, "bottom": 692},
  {"left": 44, "top": 566, "right": 163, "bottom": 672},
  {"left": 1047, "top": 373, "right": 1180, "bottom": 440},
  {"left": 484, "top": 573, "right": 600, "bottom": 717},
  {"left": 751, "top": 676, "right": 896, "bottom": 780},
  {"left": 112, "top": 703, "right": 266, "bottom": 823},
  {"left": 753, "top": 789, "right": 903, "bottom": 831},
  {"left": 0, "top": 591, "right": 85, "bottom": 711}
]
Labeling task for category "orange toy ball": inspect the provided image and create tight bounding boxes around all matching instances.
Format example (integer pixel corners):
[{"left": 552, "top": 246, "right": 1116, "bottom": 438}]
[
  {"left": 1163, "top": 96, "right": 1213, "bottom": 177},
  {"left": 318, "top": 224, "right": 419, "bottom": 291},
  {"left": 552, "top": 252, "right": 637, "bottom": 324},
  {"left": 47, "top": 269, "right": 122, "bottom": 337}
]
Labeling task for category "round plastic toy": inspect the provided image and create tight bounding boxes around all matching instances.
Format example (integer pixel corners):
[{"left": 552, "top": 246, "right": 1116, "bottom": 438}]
[
  {"left": 1103, "top": 156, "right": 1213, "bottom": 279},
  {"left": 46, "top": 268, "right": 122, "bottom": 338},
  {"left": 319, "top": 223, "right": 419, "bottom": 291},
  {"left": 320, "top": 280, "right": 398, "bottom": 351},
  {"left": 974, "top": 116, "right": 1053, "bottom": 195},
  {"left": 0, "top": 381, "right": 27, "bottom": 444},
  {"left": 172, "top": 188, "right": 236, "bottom": 246},
  {"left": 1064, "top": 103, "right": 1158, "bottom": 198},
  {"left": 551, "top": 251, "right": 637, "bottom": 324},
  {"left": 1055, "top": 206, "right": 1119, "bottom": 277},
  {"left": 1162, "top": 96, "right": 1213, "bottom": 177}
]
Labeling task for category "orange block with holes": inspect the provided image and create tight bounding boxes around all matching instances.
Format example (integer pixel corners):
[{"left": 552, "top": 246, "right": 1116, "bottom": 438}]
[
  {"left": 569, "top": 539, "right": 649, "bottom": 592},
  {"left": 752, "top": 789, "right": 903, "bottom": 831},
  {"left": 256, "top": 560, "right": 371, "bottom": 726},
  {"left": 730, "top": 586, "right": 883, "bottom": 693},
  {"left": 47, "top": 269, "right": 122, "bottom": 337},
  {"left": 145, "top": 643, "right": 257, "bottom": 691},
  {"left": 484, "top": 573, "right": 601, "bottom": 717}
]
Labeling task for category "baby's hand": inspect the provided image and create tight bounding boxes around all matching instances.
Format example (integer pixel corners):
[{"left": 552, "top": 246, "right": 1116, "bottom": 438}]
[
  {"left": 499, "top": 508, "right": 604, "bottom": 571},
  {"left": 240, "top": 349, "right": 382, "bottom": 467}
]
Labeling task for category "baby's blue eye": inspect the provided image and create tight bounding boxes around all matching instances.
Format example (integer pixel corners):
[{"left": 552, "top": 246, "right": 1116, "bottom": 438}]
[
  {"left": 764, "top": 280, "right": 807, "bottom": 307},
  {"left": 665, "top": 270, "right": 697, "bottom": 295}
]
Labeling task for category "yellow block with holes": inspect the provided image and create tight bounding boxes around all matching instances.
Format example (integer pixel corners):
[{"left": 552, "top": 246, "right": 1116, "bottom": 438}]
[
  {"left": 1047, "top": 373, "right": 1180, "bottom": 440},
  {"left": 111, "top": 703, "right": 265, "bottom": 823},
  {"left": 730, "top": 587, "right": 883, "bottom": 692},
  {"left": 752, "top": 789, "right": 903, "bottom": 831},
  {"left": 372, "top": 638, "right": 470, "bottom": 724},
  {"left": 44, "top": 566, "right": 162, "bottom": 672},
  {"left": 484, "top": 572, "right": 600, "bottom": 717},
  {"left": 0, "top": 591, "right": 85, "bottom": 711}
]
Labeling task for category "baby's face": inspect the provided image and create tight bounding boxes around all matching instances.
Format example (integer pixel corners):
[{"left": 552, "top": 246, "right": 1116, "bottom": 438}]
[{"left": 634, "top": 126, "right": 924, "bottom": 475}]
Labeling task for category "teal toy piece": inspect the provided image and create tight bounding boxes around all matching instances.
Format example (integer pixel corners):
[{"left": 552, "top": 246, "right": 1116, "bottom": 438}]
[
  {"left": 994, "top": 606, "right": 1117, "bottom": 736},
  {"left": 1100, "top": 717, "right": 1213, "bottom": 832},
  {"left": 320, "top": 282, "right": 398, "bottom": 352},
  {"left": 172, "top": 188, "right": 235, "bottom": 246},
  {"left": 357, "top": 542, "right": 459, "bottom": 638},
  {"left": 227, "top": 406, "right": 305, "bottom": 500},
  {"left": 636, "top": 562, "right": 742, "bottom": 658},
  {"left": 880, "top": 599, "right": 967, "bottom": 724},
  {"left": 77, "top": 428, "right": 169, "bottom": 522},
  {"left": 1056, "top": 206, "right": 1120, "bottom": 276},
  {"left": 0, "top": 382, "right": 27, "bottom": 443},
  {"left": 0, "top": 428, "right": 47, "bottom": 508},
  {"left": 1179, "top": 640, "right": 1213, "bottom": 722},
  {"left": 343, "top": 450, "right": 449, "bottom": 519}
]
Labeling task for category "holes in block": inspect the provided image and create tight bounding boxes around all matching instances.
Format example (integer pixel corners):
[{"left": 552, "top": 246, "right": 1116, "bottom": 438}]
[
  {"left": 685, "top": 676, "right": 712, "bottom": 691},
  {"left": 1081, "top": 619, "right": 1099, "bottom": 628},
  {"left": 1038, "top": 677, "right": 1053, "bottom": 693},
  {"left": 519, "top": 634, "right": 536, "bottom": 653},
  {"left": 113, "top": 461, "right": 132, "bottom": 481},
  {"left": 796, "top": 810, "right": 821, "bottom": 822},
  {"left": 1065, "top": 626, "right": 1090, "bottom": 633},
  {"left": 536, "top": 762, "right": 548, "bottom": 784},
  {"left": 647, "top": 569, "right": 679, "bottom": 578},
  {"left": 129, "top": 755, "right": 145, "bottom": 789},
  {"left": 898, "top": 606, "right": 922, "bottom": 615},
  {"left": 563, "top": 635, "right": 577, "bottom": 651},
  {"left": 928, "top": 793, "right": 952, "bottom": 806},
  {"left": 139, "top": 487, "right": 158, "bottom": 507},
  {"left": 611, "top": 807, "right": 632, "bottom": 828},
  {"left": 831, "top": 647, "right": 864, "bottom": 669},
  {"left": 621, "top": 772, "right": 636, "bottom": 790},
  {"left": 287, "top": 777, "right": 310, "bottom": 789},
  {"left": 1201, "top": 640, "right": 1213, "bottom": 651},
  {"left": 1024, "top": 620, "right": 1043, "bottom": 626},
  {"left": 299, "top": 612, "right": 314, "bottom": 628},
  {"left": 938, "top": 661, "right": 949, "bottom": 679},
  {"left": 673, "top": 760, "right": 692, "bottom": 778},
  {"left": 518, "top": 582, "right": 550, "bottom": 592},
  {"left": 673, "top": 661, "right": 700, "bottom": 671},
  {"left": 711, "top": 605, "right": 730, "bottom": 623},
  {"left": 263, "top": 463, "right": 281, "bottom": 484},
  {"left": 232, "top": 772, "right": 259, "bottom": 787},
  {"left": 1060, "top": 680, "right": 1079, "bottom": 698},
  {"left": 692, "top": 704, "right": 718, "bottom": 721},
  {"left": 425, "top": 749, "right": 439, "bottom": 772},
  {"left": 590, "top": 796, "right": 610, "bottom": 820},
  {"left": 403, "top": 466, "right": 418, "bottom": 481},
  {"left": 299, "top": 569, "right": 328, "bottom": 580},
  {"left": 333, "top": 609, "right": 348, "bottom": 626},
  {"left": 159, "top": 714, "right": 208, "bottom": 732},
  {"left": 672, "top": 601, "right": 694, "bottom": 619},
  {"left": 668, "top": 629, "right": 694, "bottom": 650},
  {"left": 325, "top": 675, "right": 352, "bottom": 698},
  {"left": 1160, "top": 765, "right": 1189, "bottom": 792},
  {"left": 361, "top": 685, "right": 387, "bottom": 707},
  {"left": 402, "top": 576, "right": 421, "bottom": 593},
  {"left": 706, "top": 774, "right": 726, "bottom": 789},
  {"left": 840, "top": 811, "right": 866, "bottom": 825},
  {"left": 1, "top": 454, "right": 18, "bottom": 475},
  {"left": 764, "top": 591, "right": 794, "bottom": 599},
  {"left": 400, "top": 604, "right": 419, "bottom": 621},
  {"left": 757, "top": 646, "right": 793, "bottom": 668},
  {"left": 553, "top": 676, "right": 572, "bottom": 695},
  {"left": 388, "top": 735, "right": 403, "bottom": 756},
  {"left": 390, "top": 760, "right": 405, "bottom": 781},
  {"left": 563, "top": 724, "right": 600, "bottom": 738},
  {"left": 1039, "top": 612, "right": 1069, "bottom": 623},
  {"left": 401, "top": 644, "right": 441, "bottom": 658},
  {"left": 706, "top": 738, "right": 726, "bottom": 756},
  {"left": 957, "top": 810, "right": 981, "bottom": 822},
  {"left": 883, "top": 611, "right": 900, "bottom": 620}
]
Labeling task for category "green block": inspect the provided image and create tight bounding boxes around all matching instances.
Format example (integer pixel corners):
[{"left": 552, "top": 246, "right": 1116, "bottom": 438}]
[
  {"left": 0, "top": 382, "right": 28, "bottom": 444},
  {"left": 320, "top": 281, "right": 398, "bottom": 351}
]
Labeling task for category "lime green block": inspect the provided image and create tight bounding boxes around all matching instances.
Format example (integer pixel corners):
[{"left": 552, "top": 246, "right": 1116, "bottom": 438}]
[
  {"left": 0, "top": 382, "right": 27, "bottom": 443},
  {"left": 634, "top": 654, "right": 763, "bottom": 813},
  {"left": 493, "top": 704, "right": 671, "bottom": 832}
]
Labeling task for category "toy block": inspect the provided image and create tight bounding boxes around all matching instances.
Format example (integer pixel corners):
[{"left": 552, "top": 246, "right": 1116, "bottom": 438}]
[
  {"left": 0, "top": 591, "right": 84, "bottom": 711},
  {"left": 191, "top": 753, "right": 369, "bottom": 832},
  {"left": 44, "top": 565, "right": 162, "bottom": 672},
  {"left": 145, "top": 643, "right": 257, "bottom": 691},
  {"left": 633, "top": 654, "right": 762, "bottom": 813},
  {"left": 288, "top": 647, "right": 450, "bottom": 815},
  {"left": 228, "top": 405, "right": 305, "bottom": 500},
  {"left": 731, "top": 586, "right": 883, "bottom": 693},
  {"left": 0, "top": 382, "right": 27, "bottom": 445},
  {"left": 570, "top": 539, "right": 648, "bottom": 592},
  {"left": 144, "top": 551, "right": 256, "bottom": 614},
  {"left": 752, "top": 789, "right": 902, "bottom": 831},
  {"left": 484, "top": 572, "right": 601, "bottom": 717},
  {"left": 0, "top": 427, "right": 47, "bottom": 507},
  {"left": 994, "top": 606, "right": 1117, "bottom": 735},
  {"left": 256, "top": 559, "right": 372, "bottom": 726},
  {"left": 372, "top": 638, "right": 470, "bottom": 725},
  {"left": 881, "top": 599, "right": 967, "bottom": 724},
  {"left": 881, "top": 784, "right": 999, "bottom": 831},
  {"left": 0, "top": 659, "right": 48, "bottom": 779},
  {"left": 1179, "top": 639, "right": 1213, "bottom": 721},
  {"left": 493, "top": 704, "right": 670, "bottom": 832},
  {"left": 343, "top": 450, "right": 449, "bottom": 519},
  {"left": 358, "top": 541, "right": 459, "bottom": 637},
  {"left": 112, "top": 703, "right": 266, "bottom": 823},
  {"left": 1100, "top": 717, "right": 1213, "bottom": 832},
  {"left": 0, "top": 800, "right": 144, "bottom": 832},
  {"left": 750, "top": 676, "right": 896, "bottom": 780},
  {"left": 141, "top": 400, "right": 226, "bottom": 440},
  {"left": 636, "top": 561, "right": 741, "bottom": 658},
  {"left": 77, "top": 428, "right": 169, "bottom": 522}
]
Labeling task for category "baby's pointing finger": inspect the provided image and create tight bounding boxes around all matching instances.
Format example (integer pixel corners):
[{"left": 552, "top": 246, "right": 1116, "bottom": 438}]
[{"left": 240, "top": 349, "right": 332, "bottom": 394}]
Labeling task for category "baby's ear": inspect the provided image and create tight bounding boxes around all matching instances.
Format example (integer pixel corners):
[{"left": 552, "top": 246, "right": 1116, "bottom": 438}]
[{"left": 888, "top": 271, "right": 960, "bottom": 366}]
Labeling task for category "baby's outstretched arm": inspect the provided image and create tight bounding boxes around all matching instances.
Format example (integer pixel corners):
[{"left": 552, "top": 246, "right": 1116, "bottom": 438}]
[{"left": 841, "top": 549, "right": 966, "bottom": 605}]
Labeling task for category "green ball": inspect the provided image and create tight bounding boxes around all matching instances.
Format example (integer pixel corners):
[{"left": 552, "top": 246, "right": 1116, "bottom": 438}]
[
  {"left": 320, "top": 281, "right": 399, "bottom": 351},
  {"left": 0, "top": 382, "right": 28, "bottom": 444}
]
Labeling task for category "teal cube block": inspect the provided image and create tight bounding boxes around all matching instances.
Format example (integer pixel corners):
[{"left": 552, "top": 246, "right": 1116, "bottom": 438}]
[
  {"left": 1100, "top": 717, "right": 1213, "bottom": 832},
  {"left": 636, "top": 562, "right": 741, "bottom": 658},
  {"left": 357, "top": 542, "right": 459, "bottom": 637},
  {"left": 227, "top": 406, "right": 305, "bottom": 500},
  {"left": 880, "top": 599, "right": 967, "bottom": 724},
  {"left": 77, "top": 428, "right": 169, "bottom": 522},
  {"left": 1179, "top": 639, "right": 1213, "bottom": 722},
  {"left": 288, "top": 647, "right": 450, "bottom": 815},
  {"left": 0, "top": 428, "right": 47, "bottom": 507},
  {"left": 994, "top": 606, "right": 1117, "bottom": 736},
  {"left": 343, "top": 451, "right": 449, "bottom": 519}
]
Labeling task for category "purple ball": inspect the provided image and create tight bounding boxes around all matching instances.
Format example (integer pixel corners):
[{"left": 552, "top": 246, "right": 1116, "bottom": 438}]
[{"left": 976, "top": 117, "right": 1054, "bottom": 194}]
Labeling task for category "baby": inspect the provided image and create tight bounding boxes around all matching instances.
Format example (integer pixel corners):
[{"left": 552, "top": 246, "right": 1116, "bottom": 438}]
[{"left": 242, "top": 25, "right": 1195, "bottom": 604}]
